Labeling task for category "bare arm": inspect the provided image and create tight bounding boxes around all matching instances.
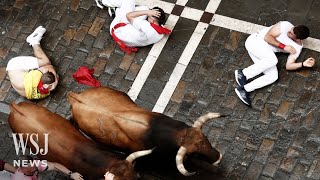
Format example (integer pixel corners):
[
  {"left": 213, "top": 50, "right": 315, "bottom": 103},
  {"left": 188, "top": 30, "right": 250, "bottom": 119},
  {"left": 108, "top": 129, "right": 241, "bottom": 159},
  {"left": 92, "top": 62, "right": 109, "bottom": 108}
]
[
  {"left": 47, "top": 162, "right": 83, "bottom": 180},
  {"left": 4, "top": 163, "right": 17, "bottom": 173},
  {"left": 126, "top": 9, "right": 160, "bottom": 24},
  {"left": 286, "top": 56, "right": 316, "bottom": 70},
  {"left": 264, "top": 22, "right": 296, "bottom": 54}
]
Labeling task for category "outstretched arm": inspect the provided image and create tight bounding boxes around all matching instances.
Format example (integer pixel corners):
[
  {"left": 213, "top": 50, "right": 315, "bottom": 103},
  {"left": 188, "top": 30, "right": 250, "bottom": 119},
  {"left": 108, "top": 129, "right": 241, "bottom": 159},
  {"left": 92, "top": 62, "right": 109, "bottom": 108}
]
[
  {"left": 286, "top": 56, "right": 316, "bottom": 70},
  {"left": 264, "top": 22, "right": 296, "bottom": 54},
  {"left": 47, "top": 162, "right": 84, "bottom": 180}
]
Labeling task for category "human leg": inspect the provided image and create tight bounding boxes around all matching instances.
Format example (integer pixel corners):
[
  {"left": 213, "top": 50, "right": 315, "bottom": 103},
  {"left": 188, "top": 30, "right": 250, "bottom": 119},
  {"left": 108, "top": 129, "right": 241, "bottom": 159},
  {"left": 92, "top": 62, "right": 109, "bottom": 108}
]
[
  {"left": 26, "top": 26, "right": 51, "bottom": 67},
  {"left": 6, "top": 56, "right": 39, "bottom": 71},
  {"left": 32, "top": 45, "right": 51, "bottom": 67},
  {"left": 244, "top": 66, "right": 278, "bottom": 92},
  {"left": 242, "top": 34, "right": 278, "bottom": 79}
]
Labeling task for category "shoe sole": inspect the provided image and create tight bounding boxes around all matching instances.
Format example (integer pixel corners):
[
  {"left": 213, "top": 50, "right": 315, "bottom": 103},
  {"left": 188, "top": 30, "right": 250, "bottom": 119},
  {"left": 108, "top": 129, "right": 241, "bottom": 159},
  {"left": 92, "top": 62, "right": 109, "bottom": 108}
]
[
  {"left": 235, "top": 70, "right": 241, "bottom": 86},
  {"left": 26, "top": 26, "right": 46, "bottom": 45},
  {"left": 235, "top": 88, "right": 250, "bottom": 106}
]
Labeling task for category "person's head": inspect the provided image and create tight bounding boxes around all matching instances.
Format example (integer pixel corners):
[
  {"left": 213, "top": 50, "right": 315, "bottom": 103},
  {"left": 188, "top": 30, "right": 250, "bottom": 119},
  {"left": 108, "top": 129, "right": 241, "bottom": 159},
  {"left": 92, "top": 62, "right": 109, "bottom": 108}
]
[
  {"left": 148, "top": 7, "right": 166, "bottom": 26},
  {"left": 41, "top": 72, "right": 55, "bottom": 85},
  {"left": 289, "top": 25, "right": 310, "bottom": 40}
]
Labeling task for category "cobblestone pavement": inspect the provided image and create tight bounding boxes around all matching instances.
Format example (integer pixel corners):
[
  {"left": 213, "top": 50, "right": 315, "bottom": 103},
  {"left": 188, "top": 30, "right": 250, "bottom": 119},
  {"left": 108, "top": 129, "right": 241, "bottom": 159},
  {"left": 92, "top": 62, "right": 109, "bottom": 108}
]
[{"left": 1, "top": 0, "right": 320, "bottom": 179}]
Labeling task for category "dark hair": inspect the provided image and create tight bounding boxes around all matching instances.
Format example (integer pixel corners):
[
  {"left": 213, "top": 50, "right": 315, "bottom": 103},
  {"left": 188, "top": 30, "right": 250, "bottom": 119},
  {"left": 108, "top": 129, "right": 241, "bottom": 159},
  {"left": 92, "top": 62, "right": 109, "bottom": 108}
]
[
  {"left": 293, "top": 25, "right": 310, "bottom": 40},
  {"left": 152, "top": 7, "right": 166, "bottom": 26},
  {"left": 41, "top": 72, "right": 55, "bottom": 84}
]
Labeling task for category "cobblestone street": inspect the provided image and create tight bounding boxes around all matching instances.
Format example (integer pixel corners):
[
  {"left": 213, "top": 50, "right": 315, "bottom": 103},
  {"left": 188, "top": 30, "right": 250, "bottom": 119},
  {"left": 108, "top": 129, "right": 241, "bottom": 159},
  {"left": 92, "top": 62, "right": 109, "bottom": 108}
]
[{"left": 1, "top": 0, "right": 320, "bottom": 179}]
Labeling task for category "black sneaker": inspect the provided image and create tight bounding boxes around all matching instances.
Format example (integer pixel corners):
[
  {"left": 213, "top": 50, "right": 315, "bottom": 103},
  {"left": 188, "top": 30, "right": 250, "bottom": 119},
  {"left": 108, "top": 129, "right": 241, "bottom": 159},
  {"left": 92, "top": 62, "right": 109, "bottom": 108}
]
[
  {"left": 235, "top": 69, "right": 247, "bottom": 87},
  {"left": 235, "top": 87, "right": 251, "bottom": 106}
]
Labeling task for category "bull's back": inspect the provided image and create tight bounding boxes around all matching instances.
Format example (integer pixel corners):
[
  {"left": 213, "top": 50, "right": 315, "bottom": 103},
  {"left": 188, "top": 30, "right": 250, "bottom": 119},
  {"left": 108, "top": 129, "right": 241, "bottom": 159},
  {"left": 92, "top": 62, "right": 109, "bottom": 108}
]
[
  {"left": 68, "top": 87, "right": 155, "bottom": 151},
  {"left": 8, "top": 102, "right": 111, "bottom": 179}
]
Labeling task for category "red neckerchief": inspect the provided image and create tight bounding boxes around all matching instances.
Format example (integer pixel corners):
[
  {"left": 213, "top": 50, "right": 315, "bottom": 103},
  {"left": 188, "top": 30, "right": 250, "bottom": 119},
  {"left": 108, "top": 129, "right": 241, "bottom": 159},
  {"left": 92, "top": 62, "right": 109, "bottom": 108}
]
[
  {"left": 37, "top": 80, "right": 49, "bottom": 94},
  {"left": 111, "top": 23, "right": 138, "bottom": 54},
  {"left": 150, "top": 23, "right": 171, "bottom": 34}
]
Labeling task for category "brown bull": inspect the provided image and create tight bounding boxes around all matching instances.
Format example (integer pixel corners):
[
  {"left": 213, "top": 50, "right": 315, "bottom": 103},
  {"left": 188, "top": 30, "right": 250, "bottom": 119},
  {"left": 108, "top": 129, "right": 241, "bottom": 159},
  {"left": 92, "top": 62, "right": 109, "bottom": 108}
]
[
  {"left": 67, "top": 86, "right": 223, "bottom": 176},
  {"left": 8, "top": 102, "right": 153, "bottom": 180}
]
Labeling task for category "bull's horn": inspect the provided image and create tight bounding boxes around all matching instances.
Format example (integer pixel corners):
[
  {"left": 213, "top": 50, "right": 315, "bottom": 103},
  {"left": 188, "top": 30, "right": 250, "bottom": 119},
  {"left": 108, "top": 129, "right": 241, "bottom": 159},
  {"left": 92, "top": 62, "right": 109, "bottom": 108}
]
[
  {"left": 213, "top": 152, "right": 223, "bottom": 166},
  {"left": 176, "top": 146, "right": 195, "bottom": 176},
  {"left": 126, "top": 148, "right": 155, "bottom": 163},
  {"left": 193, "top": 113, "right": 222, "bottom": 129}
]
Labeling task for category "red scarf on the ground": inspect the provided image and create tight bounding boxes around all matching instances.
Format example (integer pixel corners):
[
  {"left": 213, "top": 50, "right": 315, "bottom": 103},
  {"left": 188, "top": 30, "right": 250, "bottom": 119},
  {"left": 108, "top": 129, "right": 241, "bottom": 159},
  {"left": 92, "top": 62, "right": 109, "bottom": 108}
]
[
  {"left": 111, "top": 23, "right": 138, "bottom": 54},
  {"left": 37, "top": 80, "right": 49, "bottom": 94},
  {"left": 150, "top": 23, "right": 171, "bottom": 34},
  {"left": 73, "top": 66, "right": 101, "bottom": 87}
]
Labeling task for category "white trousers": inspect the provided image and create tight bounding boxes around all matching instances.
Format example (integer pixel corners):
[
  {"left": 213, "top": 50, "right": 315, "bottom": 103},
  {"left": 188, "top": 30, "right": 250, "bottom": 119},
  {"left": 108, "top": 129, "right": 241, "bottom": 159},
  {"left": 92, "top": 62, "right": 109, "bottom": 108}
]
[
  {"left": 102, "top": 0, "right": 148, "bottom": 33},
  {"left": 6, "top": 56, "right": 39, "bottom": 71},
  {"left": 243, "top": 33, "right": 279, "bottom": 92}
]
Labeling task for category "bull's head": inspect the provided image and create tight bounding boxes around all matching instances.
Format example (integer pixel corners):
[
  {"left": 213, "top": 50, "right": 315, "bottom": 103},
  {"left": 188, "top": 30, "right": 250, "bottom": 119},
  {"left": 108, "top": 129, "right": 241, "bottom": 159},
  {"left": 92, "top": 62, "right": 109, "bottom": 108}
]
[
  {"left": 107, "top": 148, "right": 154, "bottom": 180},
  {"left": 176, "top": 113, "right": 223, "bottom": 176}
]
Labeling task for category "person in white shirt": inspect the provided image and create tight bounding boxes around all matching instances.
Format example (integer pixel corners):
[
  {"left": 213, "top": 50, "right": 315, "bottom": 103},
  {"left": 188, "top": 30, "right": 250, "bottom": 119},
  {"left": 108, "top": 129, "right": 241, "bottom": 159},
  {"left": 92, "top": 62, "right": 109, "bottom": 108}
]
[
  {"left": 235, "top": 21, "right": 315, "bottom": 106},
  {"left": 95, "top": 0, "right": 171, "bottom": 53}
]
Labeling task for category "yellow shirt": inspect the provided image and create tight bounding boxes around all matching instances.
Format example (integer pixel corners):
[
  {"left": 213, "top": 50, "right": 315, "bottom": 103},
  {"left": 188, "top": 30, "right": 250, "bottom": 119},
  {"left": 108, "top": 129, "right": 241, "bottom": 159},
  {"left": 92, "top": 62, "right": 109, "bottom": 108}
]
[{"left": 24, "top": 70, "right": 50, "bottom": 99}]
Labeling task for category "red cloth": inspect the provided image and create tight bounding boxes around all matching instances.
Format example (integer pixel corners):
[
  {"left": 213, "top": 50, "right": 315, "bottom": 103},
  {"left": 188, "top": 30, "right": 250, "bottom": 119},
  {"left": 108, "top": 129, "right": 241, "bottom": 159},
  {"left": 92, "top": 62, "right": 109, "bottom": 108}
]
[
  {"left": 73, "top": 66, "right": 101, "bottom": 87},
  {"left": 111, "top": 23, "right": 138, "bottom": 54},
  {"left": 150, "top": 23, "right": 171, "bottom": 34},
  {"left": 37, "top": 80, "right": 49, "bottom": 94}
]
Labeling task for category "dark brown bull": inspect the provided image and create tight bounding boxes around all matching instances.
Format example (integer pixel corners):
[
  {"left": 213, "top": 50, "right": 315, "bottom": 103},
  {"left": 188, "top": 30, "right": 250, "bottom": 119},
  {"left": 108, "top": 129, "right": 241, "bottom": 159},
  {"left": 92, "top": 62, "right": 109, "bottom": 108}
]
[
  {"left": 67, "top": 87, "right": 223, "bottom": 176},
  {"left": 8, "top": 102, "right": 153, "bottom": 180}
]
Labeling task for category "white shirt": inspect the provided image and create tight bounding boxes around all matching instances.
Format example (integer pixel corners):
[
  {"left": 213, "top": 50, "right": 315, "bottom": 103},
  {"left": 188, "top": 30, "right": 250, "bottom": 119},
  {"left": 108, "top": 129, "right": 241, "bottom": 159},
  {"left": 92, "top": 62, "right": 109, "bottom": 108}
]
[
  {"left": 114, "top": 18, "right": 164, "bottom": 47},
  {"left": 258, "top": 21, "right": 303, "bottom": 59}
]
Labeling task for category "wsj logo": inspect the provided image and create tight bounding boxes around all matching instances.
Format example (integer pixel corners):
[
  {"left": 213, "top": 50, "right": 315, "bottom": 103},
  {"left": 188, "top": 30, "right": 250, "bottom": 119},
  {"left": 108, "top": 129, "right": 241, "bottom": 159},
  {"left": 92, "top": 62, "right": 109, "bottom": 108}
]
[{"left": 12, "top": 133, "right": 49, "bottom": 167}]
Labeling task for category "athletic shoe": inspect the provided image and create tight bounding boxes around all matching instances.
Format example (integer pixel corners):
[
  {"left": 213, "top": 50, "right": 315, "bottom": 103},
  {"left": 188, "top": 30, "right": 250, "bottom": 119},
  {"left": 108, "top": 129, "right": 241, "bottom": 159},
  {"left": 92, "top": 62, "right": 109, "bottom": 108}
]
[
  {"left": 235, "top": 87, "right": 251, "bottom": 106},
  {"left": 108, "top": 7, "right": 116, "bottom": 18},
  {"left": 26, "top": 26, "right": 46, "bottom": 46},
  {"left": 235, "top": 69, "right": 247, "bottom": 87}
]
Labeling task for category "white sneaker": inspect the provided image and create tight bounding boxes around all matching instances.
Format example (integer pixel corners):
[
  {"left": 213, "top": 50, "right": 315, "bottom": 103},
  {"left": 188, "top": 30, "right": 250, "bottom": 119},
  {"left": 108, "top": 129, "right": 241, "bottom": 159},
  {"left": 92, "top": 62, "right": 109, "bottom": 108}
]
[{"left": 26, "top": 26, "right": 46, "bottom": 46}]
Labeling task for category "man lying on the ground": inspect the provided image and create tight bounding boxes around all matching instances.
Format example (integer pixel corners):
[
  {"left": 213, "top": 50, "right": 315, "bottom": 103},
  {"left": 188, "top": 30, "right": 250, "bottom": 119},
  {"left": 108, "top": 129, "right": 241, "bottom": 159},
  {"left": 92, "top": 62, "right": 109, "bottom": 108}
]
[
  {"left": 96, "top": 0, "right": 171, "bottom": 53},
  {"left": 6, "top": 26, "right": 58, "bottom": 100}
]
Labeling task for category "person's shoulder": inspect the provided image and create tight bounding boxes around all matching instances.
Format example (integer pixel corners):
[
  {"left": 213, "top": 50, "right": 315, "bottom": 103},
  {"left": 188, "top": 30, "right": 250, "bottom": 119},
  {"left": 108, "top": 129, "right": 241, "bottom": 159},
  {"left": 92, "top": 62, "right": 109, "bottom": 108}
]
[{"left": 280, "top": 21, "right": 294, "bottom": 28}]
